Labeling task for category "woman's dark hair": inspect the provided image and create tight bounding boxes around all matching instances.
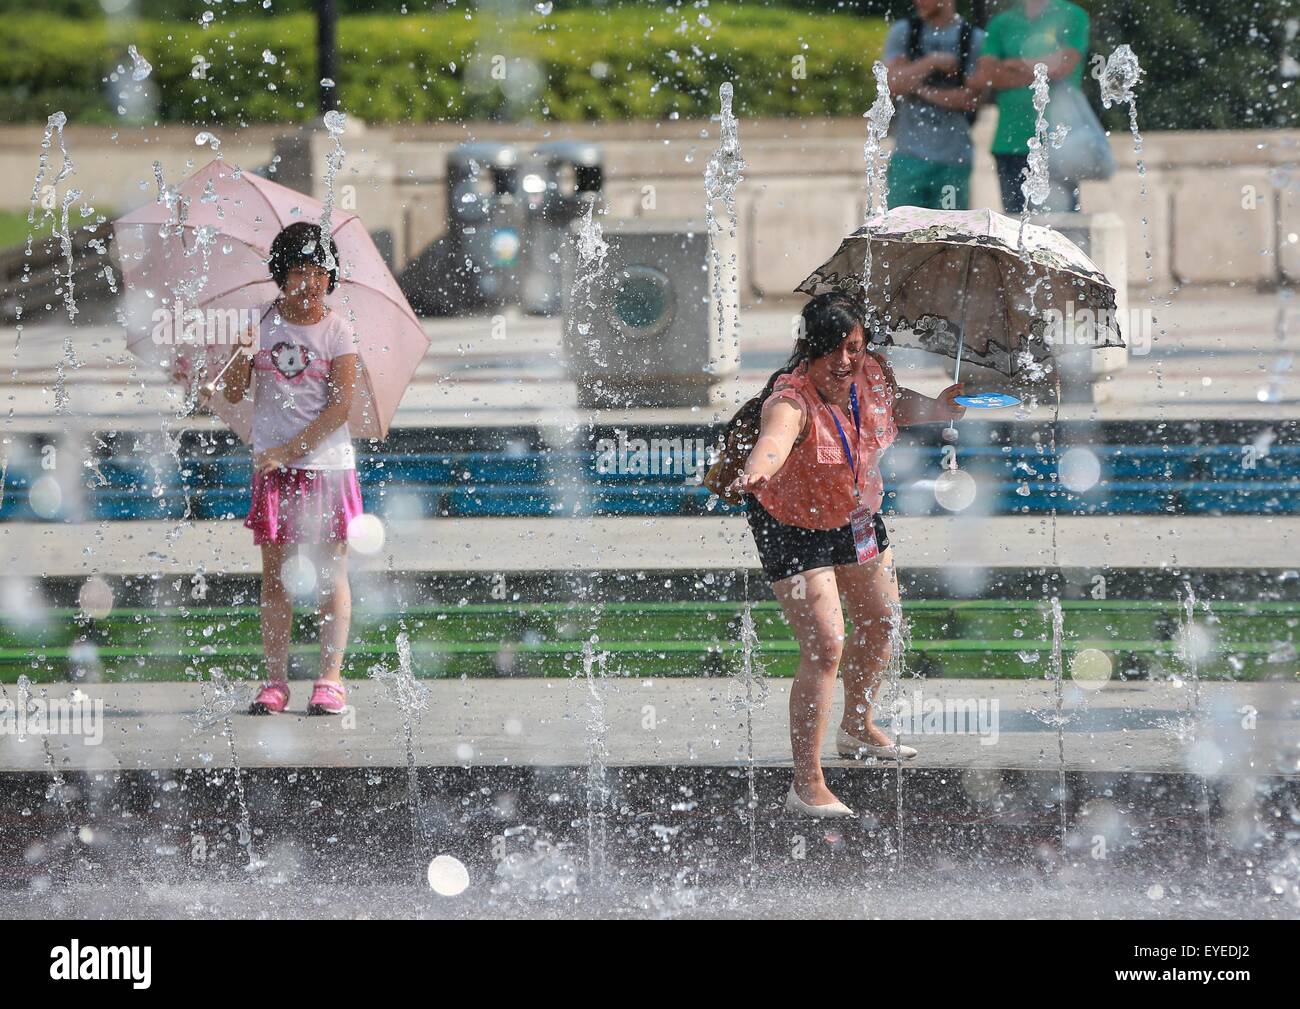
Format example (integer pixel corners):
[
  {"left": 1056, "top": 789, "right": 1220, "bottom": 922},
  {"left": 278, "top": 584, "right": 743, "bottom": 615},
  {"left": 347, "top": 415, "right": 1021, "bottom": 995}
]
[
  {"left": 754, "top": 291, "right": 866, "bottom": 405},
  {"left": 268, "top": 221, "right": 340, "bottom": 293},
  {"left": 713, "top": 290, "right": 869, "bottom": 461}
]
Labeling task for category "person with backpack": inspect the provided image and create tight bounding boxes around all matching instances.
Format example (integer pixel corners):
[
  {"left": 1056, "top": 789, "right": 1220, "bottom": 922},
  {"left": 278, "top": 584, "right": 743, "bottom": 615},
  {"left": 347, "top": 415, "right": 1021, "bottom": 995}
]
[
  {"left": 968, "top": 0, "right": 1109, "bottom": 213},
  {"left": 883, "top": 0, "right": 987, "bottom": 211},
  {"left": 708, "top": 293, "right": 965, "bottom": 817}
]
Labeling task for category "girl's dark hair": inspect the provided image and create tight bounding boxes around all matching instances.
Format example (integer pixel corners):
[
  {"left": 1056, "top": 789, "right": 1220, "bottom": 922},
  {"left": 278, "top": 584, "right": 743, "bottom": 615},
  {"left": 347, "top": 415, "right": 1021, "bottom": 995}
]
[
  {"left": 268, "top": 221, "right": 340, "bottom": 293},
  {"left": 754, "top": 291, "right": 866, "bottom": 406}
]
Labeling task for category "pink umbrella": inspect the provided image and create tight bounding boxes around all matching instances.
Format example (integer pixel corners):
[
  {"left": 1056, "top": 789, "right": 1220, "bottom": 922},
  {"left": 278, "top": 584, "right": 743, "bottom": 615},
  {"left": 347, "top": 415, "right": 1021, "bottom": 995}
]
[{"left": 113, "top": 159, "right": 428, "bottom": 441}]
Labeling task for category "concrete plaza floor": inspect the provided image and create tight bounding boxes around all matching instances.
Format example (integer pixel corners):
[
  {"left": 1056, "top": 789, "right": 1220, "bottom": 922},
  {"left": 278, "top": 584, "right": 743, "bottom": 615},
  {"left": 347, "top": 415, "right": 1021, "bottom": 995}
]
[{"left": 2, "top": 675, "right": 1295, "bottom": 776}]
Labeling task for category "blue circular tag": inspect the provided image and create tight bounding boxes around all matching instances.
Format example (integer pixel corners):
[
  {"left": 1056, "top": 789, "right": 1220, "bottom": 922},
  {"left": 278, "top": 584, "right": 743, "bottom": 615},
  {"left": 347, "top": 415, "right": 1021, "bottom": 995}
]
[{"left": 954, "top": 392, "right": 1021, "bottom": 409}]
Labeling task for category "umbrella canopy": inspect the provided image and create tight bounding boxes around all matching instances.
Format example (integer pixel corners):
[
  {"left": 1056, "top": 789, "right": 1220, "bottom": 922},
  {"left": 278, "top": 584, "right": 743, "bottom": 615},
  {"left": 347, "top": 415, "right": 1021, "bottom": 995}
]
[
  {"left": 795, "top": 206, "right": 1124, "bottom": 379},
  {"left": 113, "top": 159, "right": 429, "bottom": 442}
]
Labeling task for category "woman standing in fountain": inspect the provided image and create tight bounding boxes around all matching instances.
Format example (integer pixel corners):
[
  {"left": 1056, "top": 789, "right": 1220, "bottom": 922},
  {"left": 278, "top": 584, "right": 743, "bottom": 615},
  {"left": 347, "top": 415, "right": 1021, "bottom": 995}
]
[{"left": 728, "top": 293, "right": 964, "bottom": 817}]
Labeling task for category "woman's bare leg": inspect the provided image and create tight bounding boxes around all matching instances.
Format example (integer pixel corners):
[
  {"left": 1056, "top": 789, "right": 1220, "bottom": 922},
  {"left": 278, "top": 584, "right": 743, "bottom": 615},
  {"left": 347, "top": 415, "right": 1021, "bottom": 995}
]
[
  {"left": 772, "top": 565, "right": 845, "bottom": 806},
  {"left": 259, "top": 543, "right": 293, "bottom": 682},
  {"left": 835, "top": 547, "right": 901, "bottom": 746},
  {"left": 313, "top": 539, "right": 351, "bottom": 683}
]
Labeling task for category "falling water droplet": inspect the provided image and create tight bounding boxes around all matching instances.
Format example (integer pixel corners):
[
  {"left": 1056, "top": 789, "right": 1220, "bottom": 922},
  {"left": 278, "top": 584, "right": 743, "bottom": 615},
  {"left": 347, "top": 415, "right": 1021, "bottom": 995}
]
[{"left": 128, "top": 45, "right": 153, "bottom": 81}]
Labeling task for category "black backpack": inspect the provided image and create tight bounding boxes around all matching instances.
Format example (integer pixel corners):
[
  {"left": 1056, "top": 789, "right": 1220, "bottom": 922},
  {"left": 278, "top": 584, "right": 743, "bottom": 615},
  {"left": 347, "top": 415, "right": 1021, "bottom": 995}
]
[{"left": 906, "top": 14, "right": 977, "bottom": 125}]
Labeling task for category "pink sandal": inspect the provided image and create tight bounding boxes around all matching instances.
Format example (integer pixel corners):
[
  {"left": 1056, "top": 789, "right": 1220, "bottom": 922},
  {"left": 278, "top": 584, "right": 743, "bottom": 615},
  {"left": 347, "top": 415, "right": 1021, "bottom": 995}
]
[
  {"left": 306, "top": 678, "right": 348, "bottom": 716},
  {"left": 249, "top": 680, "right": 290, "bottom": 715}
]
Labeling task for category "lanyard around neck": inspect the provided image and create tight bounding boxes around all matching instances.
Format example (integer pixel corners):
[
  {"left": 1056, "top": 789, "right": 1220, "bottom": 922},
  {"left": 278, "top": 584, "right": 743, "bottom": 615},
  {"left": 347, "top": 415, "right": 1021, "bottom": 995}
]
[{"left": 814, "top": 382, "right": 861, "bottom": 491}]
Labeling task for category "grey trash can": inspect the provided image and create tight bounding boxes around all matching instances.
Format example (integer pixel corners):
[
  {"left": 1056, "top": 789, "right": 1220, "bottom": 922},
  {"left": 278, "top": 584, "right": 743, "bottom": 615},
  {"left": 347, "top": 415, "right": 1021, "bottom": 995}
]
[
  {"left": 520, "top": 140, "right": 604, "bottom": 316},
  {"left": 446, "top": 142, "right": 524, "bottom": 309}
]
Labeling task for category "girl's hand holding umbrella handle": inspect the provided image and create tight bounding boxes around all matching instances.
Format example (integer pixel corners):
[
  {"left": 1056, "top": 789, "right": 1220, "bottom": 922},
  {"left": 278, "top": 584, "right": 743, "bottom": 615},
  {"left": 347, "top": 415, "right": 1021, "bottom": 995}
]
[{"left": 203, "top": 328, "right": 258, "bottom": 404}]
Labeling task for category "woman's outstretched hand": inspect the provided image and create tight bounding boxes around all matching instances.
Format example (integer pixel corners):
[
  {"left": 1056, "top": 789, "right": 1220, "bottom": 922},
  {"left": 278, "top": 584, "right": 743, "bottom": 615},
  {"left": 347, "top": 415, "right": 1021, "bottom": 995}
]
[
  {"left": 727, "top": 470, "right": 770, "bottom": 497},
  {"left": 935, "top": 383, "right": 967, "bottom": 421}
]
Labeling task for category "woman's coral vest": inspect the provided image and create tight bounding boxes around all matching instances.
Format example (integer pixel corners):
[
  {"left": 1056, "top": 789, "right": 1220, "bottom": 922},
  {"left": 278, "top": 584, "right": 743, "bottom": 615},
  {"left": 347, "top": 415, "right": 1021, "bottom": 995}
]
[{"left": 751, "top": 353, "right": 897, "bottom": 530}]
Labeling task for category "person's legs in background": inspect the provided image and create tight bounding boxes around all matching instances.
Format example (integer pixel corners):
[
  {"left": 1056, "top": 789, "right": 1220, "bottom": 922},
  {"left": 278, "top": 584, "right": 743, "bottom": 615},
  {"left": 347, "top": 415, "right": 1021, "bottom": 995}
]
[
  {"left": 886, "top": 153, "right": 936, "bottom": 210},
  {"left": 995, "top": 153, "right": 1029, "bottom": 214},
  {"left": 887, "top": 154, "right": 972, "bottom": 211},
  {"left": 934, "top": 161, "right": 972, "bottom": 211}
]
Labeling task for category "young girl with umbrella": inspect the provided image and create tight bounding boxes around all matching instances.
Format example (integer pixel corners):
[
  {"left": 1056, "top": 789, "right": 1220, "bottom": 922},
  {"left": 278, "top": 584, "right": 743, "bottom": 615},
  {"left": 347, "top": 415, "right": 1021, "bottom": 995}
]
[{"left": 222, "top": 222, "right": 363, "bottom": 716}]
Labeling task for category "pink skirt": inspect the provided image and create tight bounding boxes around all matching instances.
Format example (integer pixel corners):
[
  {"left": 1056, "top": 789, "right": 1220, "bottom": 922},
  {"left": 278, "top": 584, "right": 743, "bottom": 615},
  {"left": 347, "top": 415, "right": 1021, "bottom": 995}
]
[{"left": 244, "top": 467, "right": 364, "bottom": 546}]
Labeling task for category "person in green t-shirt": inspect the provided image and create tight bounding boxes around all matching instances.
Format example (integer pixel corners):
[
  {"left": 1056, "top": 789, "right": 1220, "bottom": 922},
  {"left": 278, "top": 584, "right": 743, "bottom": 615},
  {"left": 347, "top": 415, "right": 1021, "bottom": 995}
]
[{"left": 968, "top": 0, "right": 1090, "bottom": 213}]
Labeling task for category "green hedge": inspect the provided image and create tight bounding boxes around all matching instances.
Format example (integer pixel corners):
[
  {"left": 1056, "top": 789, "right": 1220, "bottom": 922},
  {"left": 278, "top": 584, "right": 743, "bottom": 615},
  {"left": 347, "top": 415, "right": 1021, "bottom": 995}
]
[
  {"left": 2, "top": 3, "right": 1295, "bottom": 128},
  {"left": 1081, "top": 0, "right": 1300, "bottom": 131},
  {"left": 0, "top": 6, "right": 888, "bottom": 125}
]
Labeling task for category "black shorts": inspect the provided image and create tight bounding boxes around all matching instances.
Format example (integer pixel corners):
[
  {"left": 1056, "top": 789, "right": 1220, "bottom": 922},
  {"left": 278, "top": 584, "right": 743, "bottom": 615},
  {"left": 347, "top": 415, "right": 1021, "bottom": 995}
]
[{"left": 744, "top": 494, "right": 890, "bottom": 583}]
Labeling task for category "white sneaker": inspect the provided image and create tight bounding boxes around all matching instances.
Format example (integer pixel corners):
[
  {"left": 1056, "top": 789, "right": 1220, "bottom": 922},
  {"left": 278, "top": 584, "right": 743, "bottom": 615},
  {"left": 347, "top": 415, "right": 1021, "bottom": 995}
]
[
  {"left": 836, "top": 726, "right": 917, "bottom": 760},
  {"left": 784, "top": 785, "right": 855, "bottom": 818}
]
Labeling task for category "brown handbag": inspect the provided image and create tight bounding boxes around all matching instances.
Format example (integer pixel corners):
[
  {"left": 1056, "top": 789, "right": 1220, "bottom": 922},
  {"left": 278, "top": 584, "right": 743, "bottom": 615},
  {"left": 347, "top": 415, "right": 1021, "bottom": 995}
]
[{"left": 702, "top": 394, "right": 766, "bottom": 505}]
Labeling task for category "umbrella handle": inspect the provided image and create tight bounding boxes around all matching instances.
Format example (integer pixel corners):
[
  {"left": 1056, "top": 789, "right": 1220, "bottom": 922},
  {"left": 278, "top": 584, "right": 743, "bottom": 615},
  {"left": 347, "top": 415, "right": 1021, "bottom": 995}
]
[
  {"left": 947, "top": 247, "right": 974, "bottom": 441},
  {"left": 946, "top": 341, "right": 963, "bottom": 440},
  {"left": 197, "top": 346, "right": 253, "bottom": 401},
  {"left": 195, "top": 307, "right": 268, "bottom": 399}
]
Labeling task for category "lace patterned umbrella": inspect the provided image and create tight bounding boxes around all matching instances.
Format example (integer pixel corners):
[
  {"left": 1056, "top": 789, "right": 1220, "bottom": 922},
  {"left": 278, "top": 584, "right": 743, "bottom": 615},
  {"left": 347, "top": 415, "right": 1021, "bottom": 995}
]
[{"left": 795, "top": 206, "right": 1123, "bottom": 381}]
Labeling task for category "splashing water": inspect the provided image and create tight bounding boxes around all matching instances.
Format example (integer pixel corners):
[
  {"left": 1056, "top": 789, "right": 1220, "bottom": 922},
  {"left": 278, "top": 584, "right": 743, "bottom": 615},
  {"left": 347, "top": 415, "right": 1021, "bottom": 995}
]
[
  {"left": 1099, "top": 44, "right": 1142, "bottom": 112},
  {"left": 370, "top": 632, "right": 430, "bottom": 873},
  {"left": 1049, "top": 596, "right": 1067, "bottom": 851},
  {"left": 859, "top": 62, "right": 895, "bottom": 306},
  {"left": 729, "top": 603, "right": 769, "bottom": 878},
  {"left": 324, "top": 109, "right": 347, "bottom": 135},
  {"left": 581, "top": 641, "right": 610, "bottom": 886},
  {"left": 1268, "top": 848, "right": 1300, "bottom": 910},
  {"left": 1101, "top": 45, "right": 1154, "bottom": 289},
  {"left": 1021, "top": 65, "right": 1052, "bottom": 216},
  {"left": 552, "top": 201, "right": 607, "bottom": 524},
  {"left": 128, "top": 45, "right": 153, "bottom": 82},
  {"left": 862, "top": 61, "right": 895, "bottom": 220},
  {"left": 569, "top": 201, "right": 610, "bottom": 369},
  {"left": 194, "top": 131, "right": 221, "bottom": 156},
  {"left": 1178, "top": 587, "right": 1204, "bottom": 716},
  {"left": 704, "top": 82, "right": 746, "bottom": 390},
  {"left": 25, "top": 112, "right": 82, "bottom": 406},
  {"left": 881, "top": 597, "right": 913, "bottom": 868},
  {"left": 1177, "top": 586, "right": 1215, "bottom": 865},
  {"left": 187, "top": 665, "right": 243, "bottom": 729},
  {"left": 220, "top": 709, "right": 260, "bottom": 871},
  {"left": 317, "top": 111, "right": 348, "bottom": 276},
  {"left": 12, "top": 676, "right": 88, "bottom": 878},
  {"left": 492, "top": 826, "right": 579, "bottom": 901}
]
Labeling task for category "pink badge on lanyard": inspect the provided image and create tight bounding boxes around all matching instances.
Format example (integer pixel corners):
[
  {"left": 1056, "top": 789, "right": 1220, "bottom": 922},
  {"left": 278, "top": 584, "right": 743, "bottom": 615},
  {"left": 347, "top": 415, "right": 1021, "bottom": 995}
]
[
  {"left": 850, "top": 503, "right": 879, "bottom": 563},
  {"left": 820, "top": 381, "right": 878, "bottom": 563}
]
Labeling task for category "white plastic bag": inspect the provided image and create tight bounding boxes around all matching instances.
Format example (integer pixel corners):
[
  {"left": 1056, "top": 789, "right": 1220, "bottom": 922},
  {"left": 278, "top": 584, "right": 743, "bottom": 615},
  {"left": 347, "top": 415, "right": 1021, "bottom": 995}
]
[{"left": 1047, "top": 84, "right": 1117, "bottom": 182}]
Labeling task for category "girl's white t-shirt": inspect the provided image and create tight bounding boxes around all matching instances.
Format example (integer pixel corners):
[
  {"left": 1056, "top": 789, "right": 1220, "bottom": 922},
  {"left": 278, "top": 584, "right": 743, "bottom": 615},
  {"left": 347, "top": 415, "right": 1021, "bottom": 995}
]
[{"left": 250, "top": 307, "right": 358, "bottom": 470}]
